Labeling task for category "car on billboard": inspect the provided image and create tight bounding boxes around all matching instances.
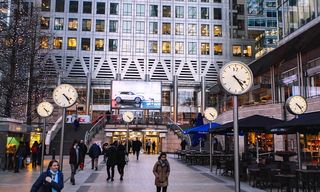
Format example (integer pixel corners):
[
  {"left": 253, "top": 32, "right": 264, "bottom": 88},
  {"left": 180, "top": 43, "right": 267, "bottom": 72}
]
[{"left": 114, "top": 91, "right": 145, "bottom": 104}]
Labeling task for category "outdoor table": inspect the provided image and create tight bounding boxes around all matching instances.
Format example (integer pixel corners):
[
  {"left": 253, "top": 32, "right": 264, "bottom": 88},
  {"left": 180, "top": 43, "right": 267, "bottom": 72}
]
[
  {"left": 296, "top": 169, "right": 320, "bottom": 191},
  {"left": 275, "top": 174, "right": 296, "bottom": 192}
]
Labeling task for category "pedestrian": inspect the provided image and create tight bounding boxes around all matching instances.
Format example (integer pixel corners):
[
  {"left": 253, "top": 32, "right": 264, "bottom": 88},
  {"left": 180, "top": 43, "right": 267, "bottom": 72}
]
[
  {"left": 102, "top": 142, "right": 109, "bottom": 163},
  {"left": 105, "top": 142, "right": 117, "bottom": 182},
  {"left": 153, "top": 152, "right": 170, "bottom": 192},
  {"left": 146, "top": 139, "right": 151, "bottom": 154},
  {"left": 14, "top": 142, "right": 27, "bottom": 173},
  {"left": 88, "top": 141, "right": 101, "bottom": 170},
  {"left": 180, "top": 139, "right": 187, "bottom": 150},
  {"left": 132, "top": 137, "right": 142, "bottom": 160},
  {"left": 31, "top": 141, "right": 39, "bottom": 168},
  {"left": 132, "top": 140, "right": 136, "bottom": 155},
  {"left": 69, "top": 140, "right": 79, "bottom": 185},
  {"left": 116, "top": 142, "right": 127, "bottom": 181},
  {"left": 152, "top": 141, "right": 156, "bottom": 154},
  {"left": 73, "top": 118, "right": 80, "bottom": 132},
  {"left": 78, "top": 140, "right": 87, "bottom": 170},
  {"left": 30, "top": 159, "right": 64, "bottom": 192}
]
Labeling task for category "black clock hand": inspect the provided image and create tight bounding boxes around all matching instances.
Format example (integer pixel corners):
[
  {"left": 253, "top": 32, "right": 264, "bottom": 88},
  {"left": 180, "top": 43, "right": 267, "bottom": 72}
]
[
  {"left": 295, "top": 103, "right": 303, "bottom": 111},
  {"left": 44, "top": 108, "right": 49, "bottom": 114},
  {"left": 232, "top": 75, "right": 244, "bottom": 89},
  {"left": 210, "top": 113, "right": 215, "bottom": 118},
  {"left": 127, "top": 115, "right": 132, "bottom": 120},
  {"left": 62, "top": 94, "right": 71, "bottom": 104}
]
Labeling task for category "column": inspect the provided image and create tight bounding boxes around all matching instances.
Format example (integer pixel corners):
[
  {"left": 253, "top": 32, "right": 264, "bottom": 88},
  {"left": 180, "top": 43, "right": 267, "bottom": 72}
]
[
  {"left": 201, "top": 76, "right": 206, "bottom": 114},
  {"left": 86, "top": 72, "right": 91, "bottom": 115},
  {"left": 173, "top": 75, "right": 178, "bottom": 123}
]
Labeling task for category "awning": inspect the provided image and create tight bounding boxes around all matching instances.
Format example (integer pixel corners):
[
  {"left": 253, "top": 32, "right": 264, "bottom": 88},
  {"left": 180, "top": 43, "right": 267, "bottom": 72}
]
[
  {"left": 184, "top": 122, "right": 220, "bottom": 134},
  {"left": 267, "top": 111, "right": 320, "bottom": 134},
  {"left": 210, "top": 115, "right": 283, "bottom": 134}
]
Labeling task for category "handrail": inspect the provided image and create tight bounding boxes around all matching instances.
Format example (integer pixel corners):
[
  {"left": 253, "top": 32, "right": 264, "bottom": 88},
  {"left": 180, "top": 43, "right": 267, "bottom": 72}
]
[
  {"left": 84, "top": 116, "right": 106, "bottom": 146},
  {"left": 45, "top": 116, "right": 62, "bottom": 146},
  {"left": 165, "top": 116, "right": 191, "bottom": 148}
]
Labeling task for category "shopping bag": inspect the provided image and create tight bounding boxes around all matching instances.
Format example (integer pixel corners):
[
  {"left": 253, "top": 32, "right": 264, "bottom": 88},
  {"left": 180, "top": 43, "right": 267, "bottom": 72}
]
[{"left": 26, "top": 156, "right": 31, "bottom": 165}]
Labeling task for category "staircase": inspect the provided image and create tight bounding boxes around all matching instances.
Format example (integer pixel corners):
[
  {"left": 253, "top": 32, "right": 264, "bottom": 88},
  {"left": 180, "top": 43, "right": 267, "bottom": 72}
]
[
  {"left": 49, "top": 123, "right": 93, "bottom": 155},
  {"left": 165, "top": 117, "right": 191, "bottom": 149}
]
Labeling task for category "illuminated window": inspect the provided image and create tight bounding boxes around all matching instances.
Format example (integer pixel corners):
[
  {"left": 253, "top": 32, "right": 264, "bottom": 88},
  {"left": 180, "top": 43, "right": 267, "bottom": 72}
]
[
  {"left": 109, "top": 20, "right": 118, "bottom": 32},
  {"left": 96, "top": 20, "right": 105, "bottom": 32},
  {"left": 53, "top": 37, "right": 63, "bottom": 49},
  {"left": 150, "top": 5, "right": 158, "bottom": 17},
  {"left": 163, "top": 6, "right": 171, "bottom": 17},
  {"left": 175, "top": 42, "right": 184, "bottom": 54},
  {"left": 201, "top": 24, "right": 209, "bottom": 36},
  {"left": 136, "top": 21, "right": 145, "bottom": 34},
  {"left": 214, "top": 43, "right": 223, "bottom": 55},
  {"left": 162, "top": 23, "right": 171, "bottom": 35},
  {"left": 149, "top": 22, "right": 158, "bottom": 34},
  {"left": 122, "top": 40, "right": 131, "bottom": 52},
  {"left": 201, "top": 7, "right": 209, "bottom": 19},
  {"left": 109, "top": 39, "right": 118, "bottom": 51},
  {"left": 110, "top": 3, "right": 119, "bottom": 15},
  {"left": 201, "top": 43, "right": 210, "bottom": 55},
  {"left": 95, "top": 38, "right": 104, "bottom": 51},
  {"left": 188, "top": 24, "right": 197, "bottom": 36},
  {"left": 82, "top": 19, "right": 91, "bottom": 31},
  {"left": 175, "top": 23, "right": 184, "bottom": 35},
  {"left": 188, "top": 42, "right": 197, "bottom": 54},
  {"left": 68, "top": 18, "right": 78, "bottom": 31},
  {"left": 214, "top": 25, "right": 222, "bottom": 37},
  {"left": 69, "top": 1, "right": 78, "bottom": 13},
  {"left": 136, "top": 4, "right": 145, "bottom": 16},
  {"left": 175, "top": 6, "right": 184, "bottom": 18},
  {"left": 67, "top": 37, "right": 77, "bottom": 50},
  {"left": 41, "top": 0, "right": 50, "bottom": 11},
  {"left": 40, "top": 36, "right": 49, "bottom": 49},
  {"left": 40, "top": 17, "right": 50, "bottom": 29},
  {"left": 149, "top": 41, "right": 158, "bottom": 53},
  {"left": 135, "top": 40, "right": 144, "bottom": 53},
  {"left": 54, "top": 18, "right": 63, "bottom": 30},
  {"left": 83, "top": 1, "right": 92, "bottom": 14},
  {"left": 162, "top": 41, "right": 171, "bottom": 53},
  {"left": 243, "top": 45, "right": 252, "bottom": 57},
  {"left": 188, "top": 7, "right": 197, "bottom": 19},
  {"left": 232, "top": 45, "right": 242, "bottom": 56},
  {"left": 123, "top": 21, "right": 132, "bottom": 33},
  {"left": 96, "top": 2, "right": 105, "bottom": 14},
  {"left": 123, "top": 3, "right": 132, "bottom": 16}
]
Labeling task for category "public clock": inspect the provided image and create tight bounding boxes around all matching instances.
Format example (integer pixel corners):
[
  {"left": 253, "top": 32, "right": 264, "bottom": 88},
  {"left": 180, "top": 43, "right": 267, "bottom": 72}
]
[
  {"left": 285, "top": 95, "right": 308, "bottom": 115},
  {"left": 123, "top": 111, "right": 134, "bottom": 123},
  {"left": 219, "top": 61, "right": 253, "bottom": 95},
  {"left": 204, "top": 107, "right": 218, "bottom": 121},
  {"left": 37, "top": 101, "right": 54, "bottom": 117},
  {"left": 52, "top": 84, "right": 78, "bottom": 108}
]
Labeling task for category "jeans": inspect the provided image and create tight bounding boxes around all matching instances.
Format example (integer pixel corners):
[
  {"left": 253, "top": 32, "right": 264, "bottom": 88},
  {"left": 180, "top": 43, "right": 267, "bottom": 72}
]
[
  {"left": 157, "top": 186, "right": 167, "bottom": 192},
  {"left": 107, "top": 165, "right": 115, "bottom": 179}
]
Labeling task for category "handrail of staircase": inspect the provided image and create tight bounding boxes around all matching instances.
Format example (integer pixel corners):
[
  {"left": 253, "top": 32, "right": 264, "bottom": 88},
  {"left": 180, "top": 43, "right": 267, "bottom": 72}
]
[
  {"left": 84, "top": 116, "right": 106, "bottom": 146},
  {"left": 165, "top": 116, "right": 191, "bottom": 147},
  {"left": 45, "top": 116, "right": 63, "bottom": 152}
]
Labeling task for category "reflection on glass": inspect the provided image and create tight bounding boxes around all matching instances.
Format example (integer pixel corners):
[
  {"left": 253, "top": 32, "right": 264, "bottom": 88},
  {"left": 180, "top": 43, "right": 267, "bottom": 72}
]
[
  {"left": 67, "top": 37, "right": 77, "bottom": 50},
  {"left": 54, "top": 37, "right": 63, "bottom": 49},
  {"left": 95, "top": 38, "right": 104, "bottom": 51},
  {"left": 162, "top": 41, "right": 171, "bottom": 53}
]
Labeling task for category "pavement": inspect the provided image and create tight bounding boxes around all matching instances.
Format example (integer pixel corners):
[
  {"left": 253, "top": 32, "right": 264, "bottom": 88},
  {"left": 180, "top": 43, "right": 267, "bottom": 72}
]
[{"left": 0, "top": 154, "right": 265, "bottom": 192}]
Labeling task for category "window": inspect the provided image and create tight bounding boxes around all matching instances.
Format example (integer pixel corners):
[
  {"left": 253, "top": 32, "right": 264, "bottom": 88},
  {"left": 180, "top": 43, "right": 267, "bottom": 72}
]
[
  {"left": 232, "top": 45, "right": 241, "bottom": 56},
  {"left": 162, "top": 41, "right": 171, "bottom": 53},
  {"left": 188, "top": 42, "right": 197, "bottom": 54},
  {"left": 189, "top": 0, "right": 196, "bottom": 2},
  {"left": 175, "top": 6, "right": 184, "bottom": 18},
  {"left": 40, "top": 36, "right": 49, "bottom": 49},
  {"left": 53, "top": 37, "right": 63, "bottom": 49},
  {"left": 201, "top": 0, "right": 209, "bottom": 2},
  {"left": 96, "top": 20, "right": 105, "bottom": 32},
  {"left": 214, "top": 25, "right": 222, "bottom": 37},
  {"left": 69, "top": 1, "right": 78, "bottom": 13},
  {"left": 81, "top": 38, "right": 90, "bottom": 51},
  {"left": 188, "top": 24, "right": 197, "bottom": 36},
  {"left": 136, "top": 21, "right": 145, "bottom": 34},
  {"left": 162, "top": 91, "right": 170, "bottom": 106},
  {"left": 136, "top": 40, "right": 144, "bottom": 53},
  {"left": 175, "top": 23, "right": 184, "bottom": 35},
  {"left": 214, "top": 43, "right": 222, "bottom": 55},
  {"left": 110, "top": 3, "right": 119, "bottom": 15},
  {"left": 162, "top": 23, "right": 171, "bottom": 35},
  {"left": 40, "top": 17, "right": 50, "bottom": 29},
  {"left": 41, "top": 0, "right": 50, "bottom": 11},
  {"left": 163, "top": 6, "right": 171, "bottom": 17},
  {"left": 214, "top": 0, "right": 221, "bottom": 2},
  {"left": 150, "top": 5, "right": 158, "bottom": 17},
  {"left": 201, "top": 24, "right": 209, "bottom": 36},
  {"left": 122, "top": 40, "right": 131, "bottom": 52},
  {"left": 67, "top": 37, "right": 77, "bottom": 50},
  {"left": 123, "top": 3, "right": 132, "bottom": 16},
  {"left": 83, "top": 1, "right": 92, "bottom": 14},
  {"left": 93, "top": 89, "right": 110, "bottom": 104},
  {"left": 54, "top": 18, "right": 64, "bottom": 30},
  {"left": 175, "top": 42, "right": 184, "bottom": 54},
  {"left": 188, "top": 7, "right": 197, "bottom": 19},
  {"left": 95, "top": 38, "right": 104, "bottom": 51},
  {"left": 109, "top": 20, "right": 118, "bottom": 32},
  {"left": 214, "top": 8, "right": 222, "bottom": 20},
  {"left": 149, "top": 41, "right": 158, "bottom": 53},
  {"left": 68, "top": 18, "right": 78, "bottom": 31},
  {"left": 109, "top": 39, "right": 118, "bottom": 51},
  {"left": 55, "top": 0, "right": 64, "bottom": 12},
  {"left": 96, "top": 2, "right": 105, "bottom": 14},
  {"left": 149, "top": 22, "right": 158, "bottom": 34},
  {"left": 243, "top": 45, "right": 252, "bottom": 57},
  {"left": 201, "top": 7, "right": 209, "bottom": 19},
  {"left": 201, "top": 43, "right": 210, "bottom": 55},
  {"left": 136, "top": 4, "right": 145, "bottom": 16},
  {"left": 123, "top": 21, "right": 132, "bottom": 33},
  {"left": 82, "top": 19, "right": 91, "bottom": 31}
]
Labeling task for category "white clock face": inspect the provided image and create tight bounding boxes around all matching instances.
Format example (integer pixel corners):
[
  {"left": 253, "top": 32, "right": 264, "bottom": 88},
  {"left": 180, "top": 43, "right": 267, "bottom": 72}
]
[
  {"left": 286, "top": 95, "right": 307, "bottom": 115},
  {"left": 219, "top": 61, "right": 253, "bottom": 95},
  {"left": 204, "top": 107, "right": 218, "bottom": 121},
  {"left": 53, "top": 84, "right": 78, "bottom": 108},
  {"left": 123, "top": 111, "right": 134, "bottom": 123},
  {"left": 37, "top": 101, "right": 54, "bottom": 117}
]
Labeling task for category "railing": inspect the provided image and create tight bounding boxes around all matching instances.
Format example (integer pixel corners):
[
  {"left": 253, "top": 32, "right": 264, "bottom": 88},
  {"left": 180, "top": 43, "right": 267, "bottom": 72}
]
[
  {"left": 45, "top": 116, "right": 62, "bottom": 153},
  {"left": 165, "top": 116, "right": 191, "bottom": 147},
  {"left": 105, "top": 114, "right": 166, "bottom": 125},
  {"left": 84, "top": 116, "right": 106, "bottom": 146}
]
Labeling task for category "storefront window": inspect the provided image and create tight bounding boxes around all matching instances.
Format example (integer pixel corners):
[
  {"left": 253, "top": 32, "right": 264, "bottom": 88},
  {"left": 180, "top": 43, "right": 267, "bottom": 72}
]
[
  {"left": 93, "top": 89, "right": 110, "bottom": 104},
  {"left": 162, "top": 91, "right": 170, "bottom": 106}
]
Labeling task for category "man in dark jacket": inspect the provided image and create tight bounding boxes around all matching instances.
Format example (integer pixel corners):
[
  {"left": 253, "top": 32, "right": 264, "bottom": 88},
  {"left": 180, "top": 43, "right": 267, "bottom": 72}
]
[
  {"left": 69, "top": 140, "right": 79, "bottom": 185},
  {"left": 78, "top": 140, "right": 87, "bottom": 170},
  {"left": 132, "top": 137, "right": 142, "bottom": 160},
  {"left": 105, "top": 142, "right": 117, "bottom": 182},
  {"left": 116, "top": 142, "right": 127, "bottom": 180},
  {"left": 88, "top": 142, "right": 101, "bottom": 170}
]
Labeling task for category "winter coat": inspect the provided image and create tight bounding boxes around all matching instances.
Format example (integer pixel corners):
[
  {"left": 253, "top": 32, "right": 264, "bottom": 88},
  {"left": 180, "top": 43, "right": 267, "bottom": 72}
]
[
  {"left": 105, "top": 145, "right": 117, "bottom": 166},
  {"left": 116, "top": 144, "right": 127, "bottom": 166},
  {"left": 30, "top": 170, "right": 64, "bottom": 192},
  {"left": 153, "top": 160, "right": 170, "bottom": 187},
  {"left": 69, "top": 147, "right": 79, "bottom": 166},
  {"left": 78, "top": 143, "right": 87, "bottom": 163},
  {"left": 133, "top": 140, "right": 142, "bottom": 151},
  {"left": 88, "top": 143, "right": 101, "bottom": 158}
]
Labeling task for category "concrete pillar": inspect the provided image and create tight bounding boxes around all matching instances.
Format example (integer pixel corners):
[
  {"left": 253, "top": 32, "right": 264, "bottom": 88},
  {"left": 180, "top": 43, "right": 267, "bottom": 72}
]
[
  {"left": 271, "top": 66, "right": 276, "bottom": 103},
  {"left": 173, "top": 75, "right": 178, "bottom": 123},
  {"left": 201, "top": 76, "right": 206, "bottom": 114},
  {"left": 86, "top": 72, "right": 91, "bottom": 115},
  {"left": 116, "top": 73, "right": 121, "bottom": 80}
]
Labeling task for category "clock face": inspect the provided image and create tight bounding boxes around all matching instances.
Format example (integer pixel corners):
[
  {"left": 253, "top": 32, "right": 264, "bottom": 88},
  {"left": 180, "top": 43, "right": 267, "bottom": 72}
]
[
  {"left": 37, "top": 101, "right": 54, "bottom": 117},
  {"left": 286, "top": 95, "right": 307, "bottom": 115},
  {"left": 53, "top": 84, "right": 78, "bottom": 108},
  {"left": 123, "top": 111, "right": 134, "bottom": 123},
  {"left": 204, "top": 107, "right": 218, "bottom": 121},
  {"left": 219, "top": 61, "right": 253, "bottom": 95}
]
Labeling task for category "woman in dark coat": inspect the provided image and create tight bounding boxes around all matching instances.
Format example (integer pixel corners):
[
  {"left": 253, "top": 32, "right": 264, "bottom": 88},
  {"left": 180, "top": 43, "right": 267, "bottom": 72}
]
[
  {"left": 116, "top": 142, "right": 127, "bottom": 180},
  {"left": 30, "top": 159, "right": 64, "bottom": 192},
  {"left": 153, "top": 152, "right": 170, "bottom": 192},
  {"left": 78, "top": 140, "right": 87, "bottom": 170},
  {"left": 69, "top": 140, "right": 79, "bottom": 185}
]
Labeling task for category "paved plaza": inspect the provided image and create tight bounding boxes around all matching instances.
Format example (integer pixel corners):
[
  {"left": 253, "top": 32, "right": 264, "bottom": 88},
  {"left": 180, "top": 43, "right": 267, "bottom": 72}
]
[{"left": 0, "top": 154, "right": 264, "bottom": 192}]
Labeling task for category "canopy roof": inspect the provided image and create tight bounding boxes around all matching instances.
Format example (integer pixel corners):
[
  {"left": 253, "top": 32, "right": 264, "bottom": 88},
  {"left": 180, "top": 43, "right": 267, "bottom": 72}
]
[{"left": 184, "top": 122, "right": 220, "bottom": 134}]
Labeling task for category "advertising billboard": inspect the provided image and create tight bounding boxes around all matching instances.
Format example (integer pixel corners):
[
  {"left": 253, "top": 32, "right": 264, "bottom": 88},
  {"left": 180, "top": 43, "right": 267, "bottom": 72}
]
[{"left": 111, "top": 81, "right": 162, "bottom": 109}]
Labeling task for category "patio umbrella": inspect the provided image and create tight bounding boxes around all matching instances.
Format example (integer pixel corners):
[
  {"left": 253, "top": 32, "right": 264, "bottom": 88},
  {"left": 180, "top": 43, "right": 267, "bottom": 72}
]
[{"left": 183, "top": 122, "right": 221, "bottom": 134}]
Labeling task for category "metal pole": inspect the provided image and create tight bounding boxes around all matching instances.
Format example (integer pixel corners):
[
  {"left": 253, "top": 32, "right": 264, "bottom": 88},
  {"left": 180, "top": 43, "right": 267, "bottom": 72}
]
[
  {"left": 209, "top": 122, "right": 213, "bottom": 172},
  {"left": 126, "top": 123, "right": 129, "bottom": 154},
  {"left": 256, "top": 137, "right": 259, "bottom": 163},
  {"left": 297, "top": 132, "right": 302, "bottom": 169},
  {"left": 59, "top": 108, "right": 66, "bottom": 171},
  {"left": 40, "top": 118, "right": 46, "bottom": 173},
  {"left": 233, "top": 96, "right": 240, "bottom": 192}
]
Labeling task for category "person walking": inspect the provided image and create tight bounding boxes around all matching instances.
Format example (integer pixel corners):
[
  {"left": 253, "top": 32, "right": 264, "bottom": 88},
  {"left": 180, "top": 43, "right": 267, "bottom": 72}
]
[
  {"left": 133, "top": 137, "right": 142, "bottom": 160},
  {"left": 180, "top": 139, "right": 187, "bottom": 150},
  {"left": 78, "top": 139, "right": 87, "bottom": 170},
  {"left": 105, "top": 142, "right": 117, "bottom": 182},
  {"left": 152, "top": 141, "right": 156, "bottom": 154},
  {"left": 102, "top": 142, "right": 109, "bottom": 163},
  {"left": 88, "top": 141, "right": 101, "bottom": 170},
  {"left": 146, "top": 139, "right": 151, "bottom": 154},
  {"left": 30, "top": 159, "right": 64, "bottom": 192},
  {"left": 31, "top": 141, "right": 39, "bottom": 168},
  {"left": 153, "top": 152, "right": 170, "bottom": 192},
  {"left": 116, "top": 142, "right": 127, "bottom": 181},
  {"left": 73, "top": 118, "right": 80, "bottom": 132},
  {"left": 132, "top": 140, "right": 136, "bottom": 155},
  {"left": 69, "top": 140, "right": 79, "bottom": 185}
]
